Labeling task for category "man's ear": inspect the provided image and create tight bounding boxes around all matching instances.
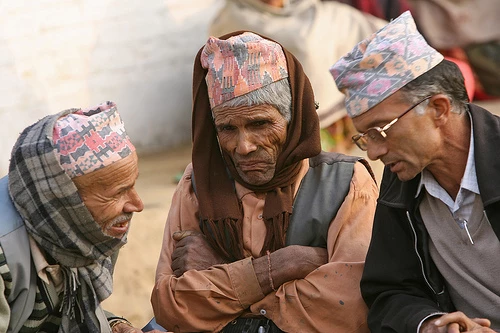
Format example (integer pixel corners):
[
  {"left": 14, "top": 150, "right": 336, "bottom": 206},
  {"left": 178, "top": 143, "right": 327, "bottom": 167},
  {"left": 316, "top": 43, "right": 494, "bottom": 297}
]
[{"left": 429, "top": 94, "right": 451, "bottom": 126}]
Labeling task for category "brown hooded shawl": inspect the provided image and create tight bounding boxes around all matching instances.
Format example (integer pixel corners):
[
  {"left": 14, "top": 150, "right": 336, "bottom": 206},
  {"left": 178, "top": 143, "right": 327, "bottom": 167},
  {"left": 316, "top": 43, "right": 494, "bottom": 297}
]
[{"left": 192, "top": 31, "right": 321, "bottom": 262}]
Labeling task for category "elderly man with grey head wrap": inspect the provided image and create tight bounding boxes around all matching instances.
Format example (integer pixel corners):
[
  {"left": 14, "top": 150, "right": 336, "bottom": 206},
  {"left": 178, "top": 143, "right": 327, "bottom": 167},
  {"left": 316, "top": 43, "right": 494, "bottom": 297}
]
[{"left": 0, "top": 102, "right": 164, "bottom": 333}]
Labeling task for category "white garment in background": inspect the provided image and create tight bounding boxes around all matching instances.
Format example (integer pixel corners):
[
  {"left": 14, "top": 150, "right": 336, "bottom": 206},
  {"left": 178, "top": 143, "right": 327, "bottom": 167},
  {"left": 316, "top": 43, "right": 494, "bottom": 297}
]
[{"left": 209, "top": 0, "right": 386, "bottom": 128}]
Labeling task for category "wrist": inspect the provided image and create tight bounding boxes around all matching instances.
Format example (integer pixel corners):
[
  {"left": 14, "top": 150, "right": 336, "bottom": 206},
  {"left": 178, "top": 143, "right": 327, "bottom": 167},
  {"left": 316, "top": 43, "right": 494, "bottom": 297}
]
[{"left": 266, "top": 250, "right": 277, "bottom": 292}]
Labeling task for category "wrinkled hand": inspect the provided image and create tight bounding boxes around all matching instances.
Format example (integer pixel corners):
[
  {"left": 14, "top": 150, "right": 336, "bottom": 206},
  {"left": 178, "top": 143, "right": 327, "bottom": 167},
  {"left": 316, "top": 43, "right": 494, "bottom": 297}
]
[
  {"left": 171, "top": 230, "right": 227, "bottom": 277},
  {"left": 420, "top": 312, "right": 493, "bottom": 332},
  {"left": 254, "top": 245, "right": 328, "bottom": 294},
  {"left": 279, "top": 245, "right": 328, "bottom": 279},
  {"left": 111, "top": 322, "right": 168, "bottom": 333}
]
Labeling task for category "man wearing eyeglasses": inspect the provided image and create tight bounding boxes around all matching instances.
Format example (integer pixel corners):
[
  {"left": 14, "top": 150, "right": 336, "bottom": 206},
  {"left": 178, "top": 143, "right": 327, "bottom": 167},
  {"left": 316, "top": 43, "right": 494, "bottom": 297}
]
[{"left": 330, "top": 11, "right": 500, "bottom": 333}]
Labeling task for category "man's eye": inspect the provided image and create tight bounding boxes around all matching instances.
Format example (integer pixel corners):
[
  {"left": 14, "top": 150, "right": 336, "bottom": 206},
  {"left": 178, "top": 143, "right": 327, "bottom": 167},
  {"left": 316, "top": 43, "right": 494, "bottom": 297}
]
[
  {"left": 252, "top": 120, "right": 267, "bottom": 127},
  {"left": 367, "top": 130, "right": 380, "bottom": 141},
  {"left": 219, "top": 125, "right": 235, "bottom": 132}
]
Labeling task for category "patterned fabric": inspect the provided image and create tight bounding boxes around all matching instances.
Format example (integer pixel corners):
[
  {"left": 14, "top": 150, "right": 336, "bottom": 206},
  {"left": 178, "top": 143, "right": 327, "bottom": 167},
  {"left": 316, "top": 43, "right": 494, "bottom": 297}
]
[
  {"left": 18, "top": 286, "right": 53, "bottom": 333},
  {"left": 0, "top": 244, "right": 12, "bottom": 301},
  {"left": 200, "top": 32, "right": 289, "bottom": 109},
  {"left": 8, "top": 105, "right": 127, "bottom": 332},
  {"left": 53, "top": 101, "right": 135, "bottom": 178},
  {"left": 0, "top": 244, "right": 60, "bottom": 333},
  {"left": 329, "top": 11, "right": 444, "bottom": 118}
]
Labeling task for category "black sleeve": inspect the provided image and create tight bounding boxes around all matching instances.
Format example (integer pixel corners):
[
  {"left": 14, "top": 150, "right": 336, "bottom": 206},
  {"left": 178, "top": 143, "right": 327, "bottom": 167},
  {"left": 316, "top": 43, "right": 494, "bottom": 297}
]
[{"left": 360, "top": 204, "right": 443, "bottom": 333}]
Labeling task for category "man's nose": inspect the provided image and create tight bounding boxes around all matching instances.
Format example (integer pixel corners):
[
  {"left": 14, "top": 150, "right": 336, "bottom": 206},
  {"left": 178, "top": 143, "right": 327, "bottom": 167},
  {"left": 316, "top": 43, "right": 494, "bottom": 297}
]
[
  {"left": 367, "top": 141, "right": 388, "bottom": 161},
  {"left": 235, "top": 132, "right": 258, "bottom": 155},
  {"left": 124, "top": 188, "right": 144, "bottom": 213}
]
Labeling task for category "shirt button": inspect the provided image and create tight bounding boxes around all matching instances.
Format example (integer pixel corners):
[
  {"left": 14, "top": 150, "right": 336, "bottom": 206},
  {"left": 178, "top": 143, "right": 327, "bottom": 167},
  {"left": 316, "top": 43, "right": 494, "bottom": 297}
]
[
  {"left": 258, "top": 214, "right": 263, "bottom": 220},
  {"left": 260, "top": 309, "right": 267, "bottom": 315}
]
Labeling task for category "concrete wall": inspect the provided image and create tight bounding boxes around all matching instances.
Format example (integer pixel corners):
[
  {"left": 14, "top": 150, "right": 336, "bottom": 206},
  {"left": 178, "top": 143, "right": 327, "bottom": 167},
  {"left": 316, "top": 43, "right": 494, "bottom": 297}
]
[{"left": 0, "top": 0, "right": 223, "bottom": 175}]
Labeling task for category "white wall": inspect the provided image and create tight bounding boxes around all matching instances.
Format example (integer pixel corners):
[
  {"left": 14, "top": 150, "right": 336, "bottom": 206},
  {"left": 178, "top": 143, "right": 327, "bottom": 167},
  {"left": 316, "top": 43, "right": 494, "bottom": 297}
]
[{"left": 0, "top": 0, "right": 223, "bottom": 175}]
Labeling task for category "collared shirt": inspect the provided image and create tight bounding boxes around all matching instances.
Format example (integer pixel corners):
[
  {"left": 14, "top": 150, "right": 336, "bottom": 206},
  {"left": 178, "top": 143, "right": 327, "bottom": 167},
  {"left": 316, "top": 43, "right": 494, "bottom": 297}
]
[
  {"left": 415, "top": 112, "right": 500, "bottom": 330},
  {"left": 415, "top": 112, "right": 478, "bottom": 332},
  {"left": 28, "top": 236, "right": 64, "bottom": 295},
  {"left": 416, "top": 112, "right": 479, "bottom": 220}
]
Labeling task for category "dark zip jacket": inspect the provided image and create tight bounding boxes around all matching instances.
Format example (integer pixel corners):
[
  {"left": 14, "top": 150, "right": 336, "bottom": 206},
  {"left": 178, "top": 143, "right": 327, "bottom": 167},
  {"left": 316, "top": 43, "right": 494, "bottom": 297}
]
[{"left": 360, "top": 104, "right": 500, "bottom": 332}]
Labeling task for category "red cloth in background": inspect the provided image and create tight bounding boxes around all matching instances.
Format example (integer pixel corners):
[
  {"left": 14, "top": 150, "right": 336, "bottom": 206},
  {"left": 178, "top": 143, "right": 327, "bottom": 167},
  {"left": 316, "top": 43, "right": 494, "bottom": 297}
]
[
  {"left": 443, "top": 54, "right": 475, "bottom": 102},
  {"left": 325, "top": 0, "right": 411, "bottom": 20},
  {"left": 442, "top": 48, "right": 497, "bottom": 101}
]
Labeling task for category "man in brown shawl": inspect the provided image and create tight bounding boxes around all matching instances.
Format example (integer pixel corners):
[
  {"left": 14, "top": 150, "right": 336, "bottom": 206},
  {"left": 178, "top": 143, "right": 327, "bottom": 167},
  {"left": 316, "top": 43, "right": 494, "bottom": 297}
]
[{"left": 152, "top": 31, "right": 378, "bottom": 333}]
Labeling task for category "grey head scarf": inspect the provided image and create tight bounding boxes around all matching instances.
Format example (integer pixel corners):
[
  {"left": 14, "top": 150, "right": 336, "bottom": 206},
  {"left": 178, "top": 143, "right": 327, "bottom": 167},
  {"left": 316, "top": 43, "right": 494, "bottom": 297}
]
[{"left": 8, "top": 102, "right": 134, "bottom": 332}]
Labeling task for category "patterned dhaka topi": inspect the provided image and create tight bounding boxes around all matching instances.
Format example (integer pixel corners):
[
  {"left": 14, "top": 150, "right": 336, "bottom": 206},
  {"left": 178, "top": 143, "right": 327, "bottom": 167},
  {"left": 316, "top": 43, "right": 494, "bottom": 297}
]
[
  {"left": 200, "top": 31, "right": 289, "bottom": 109},
  {"left": 53, "top": 101, "right": 135, "bottom": 178},
  {"left": 329, "top": 11, "right": 444, "bottom": 118},
  {"left": 8, "top": 101, "right": 133, "bottom": 333}
]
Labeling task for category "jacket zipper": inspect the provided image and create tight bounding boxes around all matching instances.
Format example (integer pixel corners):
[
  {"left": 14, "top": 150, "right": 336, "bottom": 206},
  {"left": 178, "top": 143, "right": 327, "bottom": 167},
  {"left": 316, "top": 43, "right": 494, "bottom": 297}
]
[{"left": 406, "top": 211, "right": 438, "bottom": 295}]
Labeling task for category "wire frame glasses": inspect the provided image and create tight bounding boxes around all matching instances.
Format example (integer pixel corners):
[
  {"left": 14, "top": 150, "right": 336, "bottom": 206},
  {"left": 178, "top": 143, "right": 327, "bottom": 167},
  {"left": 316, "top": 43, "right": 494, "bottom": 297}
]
[{"left": 352, "top": 96, "right": 432, "bottom": 151}]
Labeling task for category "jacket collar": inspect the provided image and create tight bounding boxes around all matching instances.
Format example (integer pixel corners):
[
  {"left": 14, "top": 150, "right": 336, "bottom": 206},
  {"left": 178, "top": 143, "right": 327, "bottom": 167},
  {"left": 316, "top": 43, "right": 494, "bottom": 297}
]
[{"left": 378, "top": 103, "right": 500, "bottom": 208}]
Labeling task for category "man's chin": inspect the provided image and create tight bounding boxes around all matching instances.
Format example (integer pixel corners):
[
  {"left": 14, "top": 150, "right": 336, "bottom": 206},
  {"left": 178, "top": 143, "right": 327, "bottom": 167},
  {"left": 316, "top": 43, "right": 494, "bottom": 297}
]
[
  {"left": 238, "top": 170, "right": 274, "bottom": 186},
  {"left": 103, "top": 221, "right": 131, "bottom": 239},
  {"left": 394, "top": 169, "right": 419, "bottom": 182},
  {"left": 388, "top": 161, "right": 417, "bottom": 182}
]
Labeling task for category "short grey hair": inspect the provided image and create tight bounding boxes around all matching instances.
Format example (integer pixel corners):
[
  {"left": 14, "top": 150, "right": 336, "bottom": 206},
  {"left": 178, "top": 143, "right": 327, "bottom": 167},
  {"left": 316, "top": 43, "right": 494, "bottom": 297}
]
[
  {"left": 398, "top": 60, "right": 469, "bottom": 115},
  {"left": 213, "top": 78, "right": 292, "bottom": 122}
]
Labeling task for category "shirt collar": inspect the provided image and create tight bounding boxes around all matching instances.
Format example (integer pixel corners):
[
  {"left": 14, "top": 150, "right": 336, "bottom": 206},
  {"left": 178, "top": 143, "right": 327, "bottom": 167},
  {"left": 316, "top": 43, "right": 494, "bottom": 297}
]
[
  {"left": 416, "top": 111, "right": 479, "bottom": 197},
  {"left": 29, "top": 235, "right": 51, "bottom": 284}
]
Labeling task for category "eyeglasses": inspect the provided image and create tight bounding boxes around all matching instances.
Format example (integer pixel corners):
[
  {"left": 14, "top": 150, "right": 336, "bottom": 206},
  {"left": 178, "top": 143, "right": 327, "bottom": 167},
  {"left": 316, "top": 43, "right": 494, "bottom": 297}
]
[{"left": 352, "top": 96, "right": 432, "bottom": 151}]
